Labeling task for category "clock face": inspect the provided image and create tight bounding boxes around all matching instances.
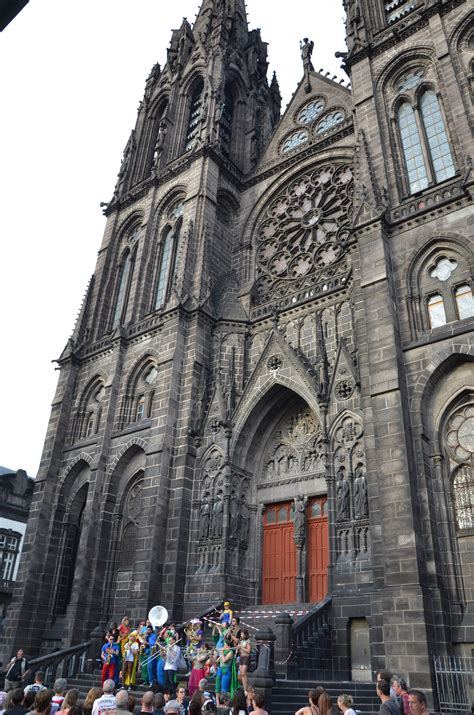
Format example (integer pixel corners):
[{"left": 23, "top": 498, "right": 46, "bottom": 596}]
[
  {"left": 281, "top": 130, "right": 309, "bottom": 153},
  {"left": 297, "top": 99, "right": 325, "bottom": 124}
]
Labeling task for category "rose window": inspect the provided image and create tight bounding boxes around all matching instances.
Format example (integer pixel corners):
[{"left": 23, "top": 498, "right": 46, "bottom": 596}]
[
  {"left": 253, "top": 164, "right": 353, "bottom": 306},
  {"left": 316, "top": 111, "right": 345, "bottom": 135}
]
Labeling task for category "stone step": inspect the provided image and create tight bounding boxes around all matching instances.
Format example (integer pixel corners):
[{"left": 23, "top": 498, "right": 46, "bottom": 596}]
[{"left": 272, "top": 680, "right": 379, "bottom": 715}]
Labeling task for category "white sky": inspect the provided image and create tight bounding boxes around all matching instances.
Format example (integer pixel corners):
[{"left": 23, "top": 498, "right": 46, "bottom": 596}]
[{"left": 0, "top": 0, "right": 346, "bottom": 477}]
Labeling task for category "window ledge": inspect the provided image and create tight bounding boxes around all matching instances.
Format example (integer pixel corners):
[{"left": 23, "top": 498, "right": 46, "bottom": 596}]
[
  {"left": 403, "top": 319, "right": 473, "bottom": 351},
  {"left": 113, "top": 419, "right": 151, "bottom": 438},
  {"left": 389, "top": 175, "right": 464, "bottom": 225}
]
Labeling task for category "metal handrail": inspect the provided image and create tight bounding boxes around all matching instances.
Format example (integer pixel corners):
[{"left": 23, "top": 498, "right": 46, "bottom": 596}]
[{"left": 0, "top": 640, "right": 91, "bottom": 684}]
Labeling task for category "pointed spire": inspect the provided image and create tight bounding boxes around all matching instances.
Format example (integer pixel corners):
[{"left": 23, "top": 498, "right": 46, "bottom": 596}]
[{"left": 193, "top": 0, "right": 248, "bottom": 48}]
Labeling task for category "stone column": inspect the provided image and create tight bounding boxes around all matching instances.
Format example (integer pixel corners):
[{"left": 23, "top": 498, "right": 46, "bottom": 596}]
[
  {"left": 273, "top": 612, "right": 294, "bottom": 678},
  {"left": 293, "top": 496, "right": 307, "bottom": 603},
  {"left": 250, "top": 628, "right": 276, "bottom": 710}
]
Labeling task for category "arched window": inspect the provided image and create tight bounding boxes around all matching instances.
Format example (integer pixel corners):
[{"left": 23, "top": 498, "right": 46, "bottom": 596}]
[
  {"left": 219, "top": 84, "right": 234, "bottom": 159},
  {"left": 185, "top": 79, "right": 204, "bottom": 152},
  {"left": 75, "top": 380, "right": 105, "bottom": 442},
  {"left": 455, "top": 284, "right": 474, "bottom": 320},
  {"left": 427, "top": 293, "right": 446, "bottom": 329},
  {"left": 154, "top": 199, "right": 184, "bottom": 310},
  {"left": 122, "top": 360, "right": 158, "bottom": 428},
  {"left": 453, "top": 466, "right": 474, "bottom": 531},
  {"left": 113, "top": 251, "right": 132, "bottom": 328},
  {"left": 397, "top": 90, "right": 455, "bottom": 194},
  {"left": 135, "top": 394, "right": 145, "bottom": 422}
]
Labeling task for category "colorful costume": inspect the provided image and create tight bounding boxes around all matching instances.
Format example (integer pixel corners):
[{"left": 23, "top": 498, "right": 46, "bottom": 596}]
[
  {"left": 188, "top": 648, "right": 208, "bottom": 696},
  {"left": 215, "top": 648, "right": 238, "bottom": 698},
  {"left": 123, "top": 638, "right": 139, "bottom": 687},
  {"left": 101, "top": 641, "right": 120, "bottom": 685}
]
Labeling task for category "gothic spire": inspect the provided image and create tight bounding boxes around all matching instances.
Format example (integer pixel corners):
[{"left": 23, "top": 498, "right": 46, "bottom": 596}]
[{"left": 193, "top": 0, "right": 248, "bottom": 48}]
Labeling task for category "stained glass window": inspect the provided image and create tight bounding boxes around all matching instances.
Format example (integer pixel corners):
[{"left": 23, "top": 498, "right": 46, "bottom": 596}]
[
  {"left": 453, "top": 466, "right": 474, "bottom": 531},
  {"left": 316, "top": 111, "right": 345, "bottom": 135},
  {"left": 297, "top": 99, "right": 325, "bottom": 125},
  {"left": 430, "top": 257, "right": 458, "bottom": 282},
  {"left": 281, "top": 130, "right": 309, "bottom": 153},
  {"left": 397, "top": 102, "right": 428, "bottom": 193},
  {"left": 420, "top": 91, "right": 455, "bottom": 184},
  {"left": 455, "top": 284, "right": 474, "bottom": 320},
  {"left": 135, "top": 395, "right": 145, "bottom": 421},
  {"left": 427, "top": 293, "right": 446, "bottom": 328},
  {"left": 155, "top": 227, "right": 173, "bottom": 309}
]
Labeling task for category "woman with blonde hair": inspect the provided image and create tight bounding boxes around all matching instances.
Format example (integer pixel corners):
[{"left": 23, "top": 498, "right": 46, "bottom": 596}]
[
  {"left": 82, "top": 688, "right": 102, "bottom": 715},
  {"left": 337, "top": 694, "right": 356, "bottom": 715},
  {"left": 294, "top": 689, "right": 320, "bottom": 715}
]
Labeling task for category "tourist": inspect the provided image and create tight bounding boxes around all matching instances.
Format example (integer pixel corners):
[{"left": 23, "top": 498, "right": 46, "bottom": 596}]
[
  {"left": 51, "top": 680, "right": 67, "bottom": 710},
  {"left": 175, "top": 687, "right": 188, "bottom": 715},
  {"left": 31, "top": 692, "right": 53, "bottom": 715},
  {"left": 82, "top": 688, "right": 102, "bottom": 715},
  {"left": 101, "top": 634, "right": 120, "bottom": 686},
  {"left": 67, "top": 708, "right": 82, "bottom": 715},
  {"left": 407, "top": 691, "right": 429, "bottom": 715},
  {"left": 392, "top": 679, "right": 409, "bottom": 715},
  {"left": 115, "top": 690, "right": 130, "bottom": 715},
  {"left": 376, "top": 680, "right": 400, "bottom": 715},
  {"left": 216, "top": 693, "right": 229, "bottom": 715},
  {"left": 139, "top": 692, "right": 155, "bottom": 715},
  {"left": 163, "top": 637, "right": 180, "bottom": 693},
  {"left": 24, "top": 674, "right": 46, "bottom": 698},
  {"left": 22, "top": 691, "right": 36, "bottom": 711},
  {"left": 154, "top": 694, "right": 165, "bottom": 715},
  {"left": 294, "top": 690, "right": 320, "bottom": 715},
  {"left": 5, "top": 651, "right": 29, "bottom": 693},
  {"left": 230, "top": 690, "right": 247, "bottom": 715},
  {"left": 317, "top": 693, "right": 333, "bottom": 715},
  {"left": 92, "top": 680, "right": 116, "bottom": 715},
  {"left": 127, "top": 694, "right": 137, "bottom": 714},
  {"left": 60, "top": 690, "right": 79, "bottom": 715},
  {"left": 248, "top": 694, "right": 267, "bottom": 715},
  {"left": 187, "top": 693, "right": 203, "bottom": 715},
  {"left": 237, "top": 632, "right": 251, "bottom": 694},
  {"left": 163, "top": 702, "right": 180, "bottom": 715},
  {"left": 337, "top": 694, "right": 356, "bottom": 715},
  {"left": 4, "top": 689, "right": 28, "bottom": 715}
]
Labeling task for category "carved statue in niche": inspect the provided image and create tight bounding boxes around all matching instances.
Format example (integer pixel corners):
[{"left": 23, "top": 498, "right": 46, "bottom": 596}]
[
  {"left": 293, "top": 494, "right": 307, "bottom": 543},
  {"left": 211, "top": 492, "right": 224, "bottom": 538},
  {"left": 336, "top": 468, "right": 350, "bottom": 520},
  {"left": 199, "top": 495, "right": 211, "bottom": 539},
  {"left": 229, "top": 492, "right": 239, "bottom": 539},
  {"left": 354, "top": 465, "right": 368, "bottom": 519},
  {"left": 240, "top": 498, "right": 249, "bottom": 541}
]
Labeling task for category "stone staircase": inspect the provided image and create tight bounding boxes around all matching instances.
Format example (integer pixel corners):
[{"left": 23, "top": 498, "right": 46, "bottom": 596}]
[{"left": 272, "top": 679, "right": 379, "bottom": 715}]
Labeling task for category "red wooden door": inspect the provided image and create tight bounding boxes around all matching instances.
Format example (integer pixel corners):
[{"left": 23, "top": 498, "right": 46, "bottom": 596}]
[
  {"left": 262, "top": 502, "right": 297, "bottom": 604},
  {"left": 307, "top": 497, "right": 329, "bottom": 603}
]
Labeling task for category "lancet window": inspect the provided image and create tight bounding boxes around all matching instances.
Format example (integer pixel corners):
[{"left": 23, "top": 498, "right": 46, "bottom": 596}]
[
  {"left": 154, "top": 199, "right": 184, "bottom": 310},
  {"left": 185, "top": 79, "right": 204, "bottom": 152}
]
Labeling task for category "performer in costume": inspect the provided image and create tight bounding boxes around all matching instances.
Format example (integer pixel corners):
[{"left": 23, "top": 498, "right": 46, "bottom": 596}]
[
  {"left": 215, "top": 636, "right": 238, "bottom": 699},
  {"left": 145, "top": 625, "right": 158, "bottom": 687},
  {"left": 118, "top": 616, "right": 131, "bottom": 659},
  {"left": 100, "top": 634, "right": 120, "bottom": 686},
  {"left": 220, "top": 601, "right": 233, "bottom": 626},
  {"left": 238, "top": 630, "right": 251, "bottom": 692},
  {"left": 188, "top": 645, "right": 209, "bottom": 697},
  {"left": 123, "top": 632, "right": 139, "bottom": 688}
]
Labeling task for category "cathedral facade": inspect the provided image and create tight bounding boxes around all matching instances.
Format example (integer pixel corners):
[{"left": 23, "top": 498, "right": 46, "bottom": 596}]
[{"left": 6, "top": 0, "right": 474, "bottom": 693}]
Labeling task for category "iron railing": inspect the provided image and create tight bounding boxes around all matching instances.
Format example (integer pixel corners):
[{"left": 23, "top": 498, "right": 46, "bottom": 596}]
[
  {"left": 434, "top": 655, "right": 474, "bottom": 715},
  {"left": 1, "top": 640, "right": 91, "bottom": 689}
]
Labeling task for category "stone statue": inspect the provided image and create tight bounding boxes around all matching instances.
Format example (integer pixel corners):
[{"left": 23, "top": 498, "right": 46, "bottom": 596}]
[
  {"left": 336, "top": 468, "right": 350, "bottom": 520},
  {"left": 212, "top": 493, "right": 224, "bottom": 538},
  {"left": 229, "top": 494, "right": 239, "bottom": 539},
  {"left": 354, "top": 467, "right": 368, "bottom": 519},
  {"left": 300, "top": 38, "right": 314, "bottom": 72},
  {"left": 293, "top": 494, "right": 306, "bottom": 543},
  {"left": 199, "top": 495, "right": 211, "bottom": 539}
]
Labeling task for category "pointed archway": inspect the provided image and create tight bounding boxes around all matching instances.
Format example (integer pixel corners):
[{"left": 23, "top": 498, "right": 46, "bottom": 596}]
[{"left": 231, "top": 383, "right": 329, "bottom": 605}]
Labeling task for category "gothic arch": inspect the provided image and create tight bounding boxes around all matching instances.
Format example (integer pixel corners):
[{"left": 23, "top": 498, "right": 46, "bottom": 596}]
[
  {"left": 116, "top": 211, "right": 144, "bottom": 240},
  {"left": 447, "top": 8, "right": 474, "bottom": 50},
  {"left": 106, "top": 438, "right": 148, "bottom": 478},
  {"left": 374, "top": 46, "right": 435, "bottom": 92},
  {"left": 152, "top": 185, "right": 187, "bottom": 225},
  {"left": 406, "top": 234, "right": 474, "bottom": 295}
]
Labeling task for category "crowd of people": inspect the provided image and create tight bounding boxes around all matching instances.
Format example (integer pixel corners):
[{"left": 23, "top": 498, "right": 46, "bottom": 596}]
[
  {"left": 100, "top": 603, "right": 251, "bottom": 697},
  {"left": 0, "top": 675, "right": 268, "bottom": 715}
]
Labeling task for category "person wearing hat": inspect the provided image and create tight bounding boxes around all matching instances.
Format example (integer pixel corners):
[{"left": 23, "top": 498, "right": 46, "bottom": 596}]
[
  {"left": 188, "top": 644, "right": 210, "bottom": 697},
  {"left": 220, "top": 603, "right": 233, "bottom": 626}
]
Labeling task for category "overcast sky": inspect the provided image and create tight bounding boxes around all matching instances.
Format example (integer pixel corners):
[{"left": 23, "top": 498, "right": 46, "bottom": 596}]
[{"left": 0, "top": 1, "right": 347, "bottom": 477}]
